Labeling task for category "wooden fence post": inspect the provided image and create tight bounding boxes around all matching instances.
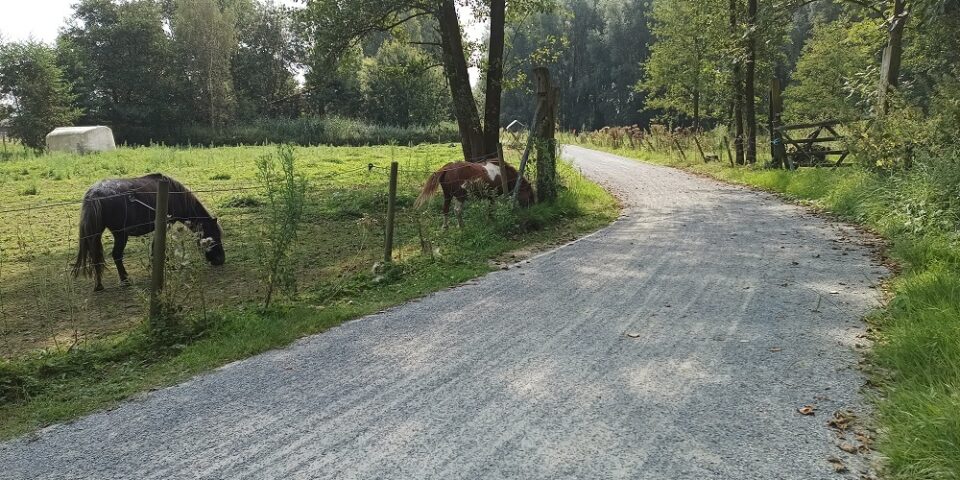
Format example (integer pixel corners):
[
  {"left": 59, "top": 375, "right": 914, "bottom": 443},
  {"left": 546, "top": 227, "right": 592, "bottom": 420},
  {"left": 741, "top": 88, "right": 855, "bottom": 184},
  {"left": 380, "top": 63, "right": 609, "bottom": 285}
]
[
  {"left": 149, "top": 179, "right": 170, "bottom": 324},
  {"left": 384, "top": 161, "right": 398, "bottom": 263},
  {"left": 769, "top": 78, "right": 787, "bottom": 168},
  {"left": 497, "top": 143, "right": 509, "bottom": 196},
  {"left": 534, "top": 67, "right": 558, "bottom": 202}
]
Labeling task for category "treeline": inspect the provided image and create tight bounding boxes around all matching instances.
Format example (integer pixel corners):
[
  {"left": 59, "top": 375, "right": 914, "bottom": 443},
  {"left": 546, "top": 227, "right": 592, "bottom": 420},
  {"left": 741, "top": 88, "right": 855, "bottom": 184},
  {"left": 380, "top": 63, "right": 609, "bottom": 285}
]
[
  {"left": 3, "top": 0, "right": 957, "bottom": 163},
  {"left": 0, "top": 0, "right": 454, "bottom": 149},
  {"left": 501, "top": 0, "right": 958, "bottom": 167}
]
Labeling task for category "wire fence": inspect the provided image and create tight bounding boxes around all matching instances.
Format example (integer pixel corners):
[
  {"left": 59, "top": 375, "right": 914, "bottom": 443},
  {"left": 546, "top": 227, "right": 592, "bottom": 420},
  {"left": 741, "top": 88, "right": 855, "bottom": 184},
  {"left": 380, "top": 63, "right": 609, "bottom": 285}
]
[{"left": 0, "top": 152, "right": 532, "bottom": 359}]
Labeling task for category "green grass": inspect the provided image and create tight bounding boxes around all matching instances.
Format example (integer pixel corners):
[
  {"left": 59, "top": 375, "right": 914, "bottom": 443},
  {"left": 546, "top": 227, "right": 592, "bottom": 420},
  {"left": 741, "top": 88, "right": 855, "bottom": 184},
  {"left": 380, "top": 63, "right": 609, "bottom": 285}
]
[
  {"left": 0, "top": 143, "right": 619, "bottom": 439},
  {"left": 570, "top": 135, "right": 960, "bottom": 479}
]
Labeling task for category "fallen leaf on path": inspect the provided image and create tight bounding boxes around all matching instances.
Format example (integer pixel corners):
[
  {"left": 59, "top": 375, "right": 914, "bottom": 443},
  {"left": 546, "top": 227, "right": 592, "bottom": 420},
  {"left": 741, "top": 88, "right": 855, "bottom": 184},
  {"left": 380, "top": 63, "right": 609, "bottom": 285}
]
[
  {"left": 626, "top": 332, "right": 641, "bottom": 339},
  {"left": 839, "top": 442, "right": 858, "bottom": 454},
  {"left": 827, "top": 456, "right": 848, "bottom": 473},
  {"left": 828, "top": 410, "right": 856, "bottom": 431},
  {"left": 798, "top": 405, "right": 816, "bottom": 416},
  {"left": 769, "top": 347, "right": 782, "bottom": 352}
]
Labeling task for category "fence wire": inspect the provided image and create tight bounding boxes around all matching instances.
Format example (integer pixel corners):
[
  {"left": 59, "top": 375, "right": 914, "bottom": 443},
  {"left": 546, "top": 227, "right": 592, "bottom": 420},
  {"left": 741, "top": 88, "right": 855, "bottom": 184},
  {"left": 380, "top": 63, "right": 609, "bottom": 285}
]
[{"left": 0, "top": 155, "right": 525, "bottom": 360}]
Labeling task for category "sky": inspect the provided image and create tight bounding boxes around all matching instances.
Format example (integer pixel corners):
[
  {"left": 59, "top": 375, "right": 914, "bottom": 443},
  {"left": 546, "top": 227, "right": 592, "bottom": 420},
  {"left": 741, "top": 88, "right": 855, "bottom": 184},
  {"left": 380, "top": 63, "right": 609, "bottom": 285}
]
[
  {"left": 0, "top": 0, "right": 485, "bottom": 84},
  {"left": 0, "top": 0, "right": 305, "bottom": 44},
  {"left": 1, "top": 0, "right": 77, "bottom": 44}
]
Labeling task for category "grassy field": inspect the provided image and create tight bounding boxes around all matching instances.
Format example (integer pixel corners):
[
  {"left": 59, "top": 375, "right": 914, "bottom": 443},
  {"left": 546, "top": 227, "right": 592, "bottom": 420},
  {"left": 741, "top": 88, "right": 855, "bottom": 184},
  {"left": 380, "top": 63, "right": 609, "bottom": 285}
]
[
  {"left": 0, "top": 143, "right": 619, "bottom": 439},
  {"left": 570, "top": 135, "right": 960, "bottom": 479}
]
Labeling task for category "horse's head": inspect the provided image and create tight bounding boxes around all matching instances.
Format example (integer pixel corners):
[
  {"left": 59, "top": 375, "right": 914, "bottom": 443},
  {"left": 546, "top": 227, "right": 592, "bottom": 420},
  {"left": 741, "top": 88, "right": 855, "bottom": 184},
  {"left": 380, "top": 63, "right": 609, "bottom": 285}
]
[{"left": 197, "top": 217, "right": 225, "bottom": 266}]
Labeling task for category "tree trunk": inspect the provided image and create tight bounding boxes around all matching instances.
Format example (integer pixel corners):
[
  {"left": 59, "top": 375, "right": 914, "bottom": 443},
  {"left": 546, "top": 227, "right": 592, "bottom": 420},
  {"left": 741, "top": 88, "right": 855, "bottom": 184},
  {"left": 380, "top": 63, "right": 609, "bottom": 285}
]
[
  {"left": 437, "top": 0, "right": 486, "bottom": 162},
  {"left": 483, "top": 0, "right": 506, "bottom": 154},
  {"left": 878, "top": 0, "right": 907, "bottom": 114},
  {"left": 744, "top": 0, "right": 758, "bottom": 164},
  {"left": 730, "top": 0, "right": 745, "bottom": 165},
  {"left": 693, "top": 90, "right": 701, "bottom": 130}
]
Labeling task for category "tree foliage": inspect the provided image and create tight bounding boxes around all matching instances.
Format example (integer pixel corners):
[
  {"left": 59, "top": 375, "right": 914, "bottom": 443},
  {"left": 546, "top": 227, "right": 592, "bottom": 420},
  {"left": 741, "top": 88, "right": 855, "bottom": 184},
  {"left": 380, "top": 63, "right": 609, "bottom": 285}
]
[
  {"left": 360, "top": 41, "right": 450, "bottom": 127},
  {"left": 172, "top": 0, "right": 239, "bottom": 129},
  {"left": 0, "top": 41, "right": 81, "bottom": 150},
  {"left": 783, "top": 18, "right": 884, "bottom": 123},
  {"left": 640, "top": 0, "right": 728, "bottom": 128},
  {"left": 58, "top": 0, "right": 181, "bottom": 142}
]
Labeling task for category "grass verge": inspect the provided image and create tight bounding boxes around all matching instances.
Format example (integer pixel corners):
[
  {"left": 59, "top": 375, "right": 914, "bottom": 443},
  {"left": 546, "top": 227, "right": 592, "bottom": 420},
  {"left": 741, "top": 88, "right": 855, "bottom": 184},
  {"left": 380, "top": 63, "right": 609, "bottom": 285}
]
[
  {"left": 0, "top": 145, "right": 619, "bottom": 440},
  {"left": 570, "top": 138, "right": 960, "bottom": 479}
]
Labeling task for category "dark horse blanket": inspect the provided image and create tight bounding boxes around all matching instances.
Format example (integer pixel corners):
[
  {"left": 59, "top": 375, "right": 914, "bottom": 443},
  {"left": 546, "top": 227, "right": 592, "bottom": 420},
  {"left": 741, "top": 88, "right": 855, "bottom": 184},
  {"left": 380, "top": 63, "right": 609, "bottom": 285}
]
[
  {"left": 414, "top": 160, "right": 535, "bottom": 228},
  {"left": 73, "top": 173, "right": 224, "bottom": 291}
]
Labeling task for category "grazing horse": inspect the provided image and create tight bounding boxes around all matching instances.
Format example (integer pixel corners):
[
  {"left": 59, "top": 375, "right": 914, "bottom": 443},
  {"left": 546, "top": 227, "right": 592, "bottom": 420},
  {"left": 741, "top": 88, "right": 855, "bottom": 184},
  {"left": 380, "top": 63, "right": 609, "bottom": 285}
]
[
  {"left": 414, "top": 160, "right": 536, "bottom": 228},
  {"left": 73, "top": 173, "right": 225, "bottom": 291}
]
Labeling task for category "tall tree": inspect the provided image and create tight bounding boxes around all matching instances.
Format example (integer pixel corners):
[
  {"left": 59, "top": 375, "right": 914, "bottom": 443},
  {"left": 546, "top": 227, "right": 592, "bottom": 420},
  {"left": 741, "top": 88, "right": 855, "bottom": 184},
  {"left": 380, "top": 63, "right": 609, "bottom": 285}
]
[
  {"left": 299, "top": 0, "right": 553, "bottom": 162},
  {"left": 877, "top": 0, "right": 907, "bottom": 113},
  {"left": 58, "top": 0, "right": 181, "bottom": 143},
  {"left": 0, "top": 42, "right": 81, "bottom": 150},
  {"left": 640, "top": 0, "right": 727, "bottom": 128},
  {"left": 484, "top": 0, "right": 507, "bottom": 153},
  {"left": 232, "top": 1, "right": 300, "bottom": 119},
  {"left": 172, "top": 0, "right": 239, "bottom": 129},
  {"left": 730, "top": 0, "right": 745, "bottom": 164},
  {"left": 360, "top": 40, "right": 450, "bottom": 126},
  {"left": 744, "top": 0, "right": 758, "bottom": 163}
]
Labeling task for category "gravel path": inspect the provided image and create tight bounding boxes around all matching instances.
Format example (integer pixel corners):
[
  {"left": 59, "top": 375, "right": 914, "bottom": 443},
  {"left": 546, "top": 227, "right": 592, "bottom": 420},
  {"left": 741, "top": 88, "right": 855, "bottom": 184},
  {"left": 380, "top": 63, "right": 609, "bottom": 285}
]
[{"left": 0, "top": 145, "right": 887, "bottom": 479}]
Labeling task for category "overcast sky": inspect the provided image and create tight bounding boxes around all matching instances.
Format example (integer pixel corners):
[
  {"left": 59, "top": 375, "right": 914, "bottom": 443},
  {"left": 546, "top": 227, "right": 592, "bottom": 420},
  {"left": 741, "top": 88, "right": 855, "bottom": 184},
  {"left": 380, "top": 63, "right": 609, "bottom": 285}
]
[
  {"left": 0, "top": 0, "right": 485, "bottom": 84},
  {"left": 0, "top": 0, "right": 306, "bottom": 44},
  {"left": 1, "top": 1, "right": 484, "bottom": 45}
]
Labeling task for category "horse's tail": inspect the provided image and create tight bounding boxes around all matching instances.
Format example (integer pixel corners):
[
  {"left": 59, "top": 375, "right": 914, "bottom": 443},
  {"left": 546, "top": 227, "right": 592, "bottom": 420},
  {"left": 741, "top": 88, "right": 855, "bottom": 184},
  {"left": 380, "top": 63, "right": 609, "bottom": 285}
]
[
  {"left": 72, "top": 197, "right": 105, "bottom": 279},
  {"left": 414, "top": 169, "right": 445, "bottom": 208}
]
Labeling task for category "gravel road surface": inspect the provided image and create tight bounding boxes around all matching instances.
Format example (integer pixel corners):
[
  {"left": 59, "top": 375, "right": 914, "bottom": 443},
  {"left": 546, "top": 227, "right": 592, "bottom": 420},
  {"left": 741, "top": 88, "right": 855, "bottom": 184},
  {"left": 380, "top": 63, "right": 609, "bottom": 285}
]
[{"left": 0, "top": 145, "right": 888, "bottom": 479}]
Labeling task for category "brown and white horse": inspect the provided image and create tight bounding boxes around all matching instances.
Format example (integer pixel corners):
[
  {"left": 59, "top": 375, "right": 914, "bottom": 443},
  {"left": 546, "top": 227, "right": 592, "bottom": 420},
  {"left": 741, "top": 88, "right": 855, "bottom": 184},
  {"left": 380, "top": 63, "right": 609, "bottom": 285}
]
[{"left": 414, "top": 160, "right": 536, "bottom": 228}]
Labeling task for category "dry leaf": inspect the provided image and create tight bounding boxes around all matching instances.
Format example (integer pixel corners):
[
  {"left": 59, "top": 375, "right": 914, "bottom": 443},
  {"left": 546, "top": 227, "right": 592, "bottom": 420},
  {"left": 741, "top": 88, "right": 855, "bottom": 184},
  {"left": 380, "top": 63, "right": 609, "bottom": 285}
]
[
  {"left": 626, "top": 332, "right": 641, "bottom": 339},
  {"left": 798, "top": 405, "right": 816, "bottom": 416},
  {"left": 827, "top": 456, "right": 848, "bottom": 473},
  {"left": 769, "top": 347, "right": 782, "bottom": 353},
  {"left": 839, "top": 442, "right": 858, "bottom": 454}
]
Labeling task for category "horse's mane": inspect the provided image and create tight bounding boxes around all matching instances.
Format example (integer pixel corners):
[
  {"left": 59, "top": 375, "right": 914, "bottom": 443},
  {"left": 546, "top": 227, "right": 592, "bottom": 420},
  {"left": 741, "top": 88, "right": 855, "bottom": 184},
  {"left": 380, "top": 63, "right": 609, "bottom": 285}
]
[{"left": 144, "top": 173, "right": 216, "bottom": 226}]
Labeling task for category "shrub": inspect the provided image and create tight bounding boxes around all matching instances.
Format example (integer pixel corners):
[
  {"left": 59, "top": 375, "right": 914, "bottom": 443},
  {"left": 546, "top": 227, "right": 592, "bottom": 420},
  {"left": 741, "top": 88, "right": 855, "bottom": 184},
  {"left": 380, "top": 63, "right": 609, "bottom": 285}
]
[
  {"left": 256, "top": 145, "right": 307, "bottom": 308},
  {"left": 168, "top": 115, "right": 460, "bottom": 147}
]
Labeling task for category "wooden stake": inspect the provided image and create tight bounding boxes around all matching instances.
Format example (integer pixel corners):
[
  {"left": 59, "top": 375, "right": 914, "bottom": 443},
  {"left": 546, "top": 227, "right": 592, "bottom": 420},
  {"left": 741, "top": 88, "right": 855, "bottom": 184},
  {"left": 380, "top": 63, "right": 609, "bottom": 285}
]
[
  {"left": 769, "top": 78, "right": 786, "bottom": 168},
  {"left": 673, "top": 138, "right": 687, "bottom": 162},
  {"left": 497, "top": 143, "right": 509, "bottom": 197},
  {"left": 149, "top": 179, "right": 169, "bottom": 324},
  {"left": 723, "top": 136, "right": 734, "bottom": 167},
  {"left": 693, "top": 135, "right": 708, "bottom": 163},
  {"left": 384, "top": 161, "right": 398, "bottom": 263}
]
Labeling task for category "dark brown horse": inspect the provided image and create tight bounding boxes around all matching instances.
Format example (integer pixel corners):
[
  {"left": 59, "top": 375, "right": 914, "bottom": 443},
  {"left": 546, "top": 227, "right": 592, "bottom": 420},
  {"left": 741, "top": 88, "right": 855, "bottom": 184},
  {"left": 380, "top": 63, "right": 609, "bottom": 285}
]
[
  {"left": 73, "top": 173, "right": 224, "bottom": 291},
  {"left": 415, "top": 160, "right": 535, "bottom": 228}
]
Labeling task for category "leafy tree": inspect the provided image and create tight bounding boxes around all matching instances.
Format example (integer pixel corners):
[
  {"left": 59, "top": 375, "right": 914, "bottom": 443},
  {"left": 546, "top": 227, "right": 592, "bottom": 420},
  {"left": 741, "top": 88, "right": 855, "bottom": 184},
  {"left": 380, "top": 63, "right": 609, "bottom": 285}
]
[
  {"left": 360, "top": 41, "right": 450, "bottom": 126},
  {"left": 299, "top": 0, "right": 555, "bottom": 162},
  {"left": 783, "top": 19, "right": 884, "bottom": 123},
  {"left": 303, "top": 47, "right": 365, "bottom": 117},
  {"left": 58, "top": 0, "right": 181, "bottom": 143},
  {"left": 232, "top": 1, "right": 300, "bottom": 119},
  {"left": 0, "top": 41, "right": 81, "bottom": 150},
  {"left": 639, "top": 0, "right": 728, "bottom": 128},
  {"left": 172, "top": 0, "right": 239, "bottom": 129},
  {"left": 501, "top": 0, "right": 653, "bottom": 131}
]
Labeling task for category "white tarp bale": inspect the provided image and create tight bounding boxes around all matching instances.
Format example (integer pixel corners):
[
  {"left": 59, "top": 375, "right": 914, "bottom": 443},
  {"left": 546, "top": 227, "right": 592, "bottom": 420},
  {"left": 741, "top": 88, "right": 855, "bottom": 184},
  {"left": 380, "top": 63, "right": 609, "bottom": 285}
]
[{"left": 46, "top": 126, "right": 116, "bottom": 154}]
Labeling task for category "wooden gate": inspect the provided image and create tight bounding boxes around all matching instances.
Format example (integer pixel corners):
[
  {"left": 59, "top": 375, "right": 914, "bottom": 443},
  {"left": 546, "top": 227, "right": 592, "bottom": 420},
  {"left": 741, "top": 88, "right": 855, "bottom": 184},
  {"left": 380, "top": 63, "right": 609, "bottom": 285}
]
[{"left": 769, "top": 79, "right": 850, "bottom": 169}]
